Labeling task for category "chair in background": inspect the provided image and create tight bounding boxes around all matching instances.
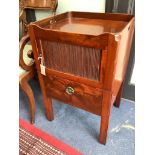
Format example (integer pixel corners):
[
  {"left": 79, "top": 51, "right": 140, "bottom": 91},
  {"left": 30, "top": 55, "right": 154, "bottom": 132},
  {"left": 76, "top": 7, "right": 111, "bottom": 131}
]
[
  {"left": 20, "top": 0, "right": 58, "bottom": 23},
  {"left": 19, "top": 0, "right": 58, "bottom": 124},
  {"left": 19, "top": 7, "right": 36, "bottom": 124}
]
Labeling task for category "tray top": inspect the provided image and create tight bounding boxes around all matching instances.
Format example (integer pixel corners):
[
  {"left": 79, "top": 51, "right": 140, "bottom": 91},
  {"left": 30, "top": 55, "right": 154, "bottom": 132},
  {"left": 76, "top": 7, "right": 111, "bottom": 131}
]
[
  {"left": 35, "top": 12, "right": 134, "bottom": 35},
  {"left": 45, "top": 18, "right": 127, "bottom": 35}
]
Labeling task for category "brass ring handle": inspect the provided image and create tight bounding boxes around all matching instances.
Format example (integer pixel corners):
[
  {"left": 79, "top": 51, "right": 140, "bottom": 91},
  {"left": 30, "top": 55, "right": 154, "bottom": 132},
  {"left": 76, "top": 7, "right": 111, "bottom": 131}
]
[{"left": 66, "top": 86, "right": 74, "bottom": 95}]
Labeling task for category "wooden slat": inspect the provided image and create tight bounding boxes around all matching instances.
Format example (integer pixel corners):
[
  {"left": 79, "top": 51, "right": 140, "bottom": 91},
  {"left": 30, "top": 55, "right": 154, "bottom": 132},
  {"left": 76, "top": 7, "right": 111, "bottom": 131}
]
[
  {"left": 71, "top": 11, "right": 134, "bottom": 22},
  {"left": 30, "top": 24, "right": 108, "bottom": 49},
  {"left": 41, "top": 40, "right": 101, "bottom": 81}
]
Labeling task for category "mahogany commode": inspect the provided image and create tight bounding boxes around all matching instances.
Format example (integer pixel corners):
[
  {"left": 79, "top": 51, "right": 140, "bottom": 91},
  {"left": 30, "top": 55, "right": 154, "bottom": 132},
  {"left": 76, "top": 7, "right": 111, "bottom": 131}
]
[{"left": 29, "top": 11, "right": 135, "bottom": 144}]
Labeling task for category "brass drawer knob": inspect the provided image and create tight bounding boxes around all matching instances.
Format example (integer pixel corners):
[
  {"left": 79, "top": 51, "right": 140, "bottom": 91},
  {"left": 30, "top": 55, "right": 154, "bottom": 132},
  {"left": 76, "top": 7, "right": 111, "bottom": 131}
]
[{"left": 66, "top": 86, "right": 74, "bottom": 95}]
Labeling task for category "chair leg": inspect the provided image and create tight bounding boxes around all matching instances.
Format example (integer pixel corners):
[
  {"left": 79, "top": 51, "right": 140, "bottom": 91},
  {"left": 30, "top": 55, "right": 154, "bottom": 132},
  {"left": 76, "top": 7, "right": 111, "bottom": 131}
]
[
  {"left": 99, "top": 91, "right": 112, "bottom": 145},
  {"left": 114, "top": 81, "right": 124, "bottom": 108},
  {"left": 20, "top": 71, "right": 35, "bottom": 124},
  {"left": 38, "top": 73, "right": 54, "bottom": 121}
]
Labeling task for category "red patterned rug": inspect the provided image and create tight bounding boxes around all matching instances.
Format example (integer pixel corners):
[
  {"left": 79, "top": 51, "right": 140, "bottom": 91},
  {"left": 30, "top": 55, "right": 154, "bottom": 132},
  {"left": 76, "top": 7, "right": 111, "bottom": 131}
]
[{"left": 19, "top": 118, "right": 82, "bottom": 155}]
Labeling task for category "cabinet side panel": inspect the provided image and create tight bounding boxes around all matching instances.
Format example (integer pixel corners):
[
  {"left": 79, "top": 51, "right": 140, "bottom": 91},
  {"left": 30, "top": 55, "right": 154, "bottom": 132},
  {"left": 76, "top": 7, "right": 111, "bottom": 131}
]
[{"left": 113, "top": 21, "right": 135, "bottom": 97}]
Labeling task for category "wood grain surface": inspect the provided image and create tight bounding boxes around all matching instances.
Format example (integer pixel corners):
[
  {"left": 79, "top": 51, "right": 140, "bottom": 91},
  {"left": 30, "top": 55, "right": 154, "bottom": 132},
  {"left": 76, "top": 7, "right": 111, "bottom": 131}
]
[
  {"left": 29, "top": 11, "right": 135, "bottom": 144},
  {"left": 44, "top": 76, "right": 103, "bottom": 115},
  {"left": 42, "top": 40, "right": 101, "bottom": 81}
]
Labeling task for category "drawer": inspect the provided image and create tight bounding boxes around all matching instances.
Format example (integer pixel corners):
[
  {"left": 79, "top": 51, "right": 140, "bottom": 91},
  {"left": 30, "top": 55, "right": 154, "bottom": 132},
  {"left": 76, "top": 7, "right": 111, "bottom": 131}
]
[{"left": 44, "top": 76, "right": 103, "bottom": 115}]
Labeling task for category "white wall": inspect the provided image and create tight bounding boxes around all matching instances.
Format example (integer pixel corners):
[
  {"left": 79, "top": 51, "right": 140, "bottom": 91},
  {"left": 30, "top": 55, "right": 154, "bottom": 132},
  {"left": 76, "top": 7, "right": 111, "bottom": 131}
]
[
  {"left": 35, "top": 10, "right": 52, "bottom": 20},
  {"left": 57, "top": 0, "right": 106, "bottom": 14},
  {"left": 34, "top": 0, "right": 106, "bottom": 20},
  {"left": 130, "top": 65, "right": 135, "bottom": 84}
]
